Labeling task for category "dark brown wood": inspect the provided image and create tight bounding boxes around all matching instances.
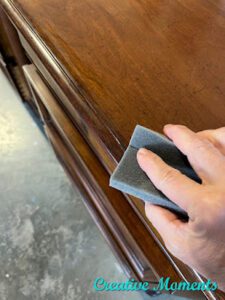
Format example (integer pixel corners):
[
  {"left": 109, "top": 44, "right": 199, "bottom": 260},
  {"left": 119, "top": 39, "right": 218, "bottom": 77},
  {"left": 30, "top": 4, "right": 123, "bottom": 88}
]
[
  {"left": 23, "top": 64, "right": 215, "bottom": 299},
  {"left": 18, "top": 32, "right": 224, "bottom": 299},
  {"left": 45, "top": 123, "right": 138, "bottom": 281},
  {"left": 0, "top": 8, "right": 14, "bottom": 57},
  {"left": 19, "top": 31, "right": 213, "bottom": 297},
  {"left": 3, "top": 0, "right": 225, "bottom": 152},
  {"left": 0, "top": 6, "right": 26, "bottom": 66},
  {"left": 22, "top": 64, "right": 166, "bottom": 282},
  {"left": 0, "top": 6, "right": 31, "bottom": 100},
  {"left": 1, "top": 0, "right": 225, "bottom": 298}
]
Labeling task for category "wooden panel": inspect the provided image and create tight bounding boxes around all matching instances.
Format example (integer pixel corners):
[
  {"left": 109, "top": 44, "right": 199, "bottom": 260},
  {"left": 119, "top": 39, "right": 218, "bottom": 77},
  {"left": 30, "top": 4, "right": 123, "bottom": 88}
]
[
  {"left": 45, "top": 123, "right": 137, "bottom": 281},
  {"left": 0, "top": 7, "right": 14, "bottom": 57},
  {"left": 1, "top": 0, "right": 224, "bottom": 297},
  {"left": 3, "top": 0, "right": 225, "bottom": 154},
  {"left": 23, "top": 64, "right": 214, "bottom": 299},
  {"left": 0, "top": 6, "right": 31, "bottom": 100},
  {"left": 18, "top": 32, "right": 117, "bottom": 172},
  {"left": 19, "top": 34, "right": 223, "bottom": 299},
  {"left": 23, "top": 65, "right": 159, "bottom": 282},
  {"left": 44, "top": 125, "right": 165, "bottom": 297}
]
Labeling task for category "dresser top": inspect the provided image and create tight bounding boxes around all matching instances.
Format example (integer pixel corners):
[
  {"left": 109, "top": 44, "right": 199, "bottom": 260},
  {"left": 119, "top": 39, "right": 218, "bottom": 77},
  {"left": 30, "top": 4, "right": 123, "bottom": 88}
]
[
  {"left": 2, "top": 2, "right": 225, "bottom": 296},
  {"left": 2, "top": 0, "right": 225, "bottom": 157}
]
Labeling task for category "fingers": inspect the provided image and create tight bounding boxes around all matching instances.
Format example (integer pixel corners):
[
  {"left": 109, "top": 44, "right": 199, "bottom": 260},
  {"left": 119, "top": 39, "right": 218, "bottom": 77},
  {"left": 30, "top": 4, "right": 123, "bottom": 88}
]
[
  {"left": 163, "top": 125, "right": 225, "bottom": 183},
  {"left": 197, "top": 128, "right": 225, "bottom": 156},
  {"left": 145, "top": 202, "right": 185, "bottom": 247},
  {"left": 137, "top": 148, "right": 201, "bottom": 212}
]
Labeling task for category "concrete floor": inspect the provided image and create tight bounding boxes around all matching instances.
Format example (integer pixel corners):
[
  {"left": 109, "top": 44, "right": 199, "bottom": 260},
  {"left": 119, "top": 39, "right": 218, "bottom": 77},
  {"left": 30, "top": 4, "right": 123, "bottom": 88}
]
[{"left": 0, "top": 70, "right": 190, "bottom": 299}]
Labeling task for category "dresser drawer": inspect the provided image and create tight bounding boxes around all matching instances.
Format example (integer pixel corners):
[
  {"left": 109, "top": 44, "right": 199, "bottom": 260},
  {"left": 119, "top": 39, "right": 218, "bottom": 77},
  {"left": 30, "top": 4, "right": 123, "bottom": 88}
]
[
  {"left": 18, "top": 30, "right": 118, "bottom": 174},
  {"left": 18, "top": 33, "right": 204, "bottom": 291},
  {"left": 22, "top": 64, "right": 166, "bottom": 286},
  {"left": 0, "top": 1, "right": 221, "bottom": 295}
]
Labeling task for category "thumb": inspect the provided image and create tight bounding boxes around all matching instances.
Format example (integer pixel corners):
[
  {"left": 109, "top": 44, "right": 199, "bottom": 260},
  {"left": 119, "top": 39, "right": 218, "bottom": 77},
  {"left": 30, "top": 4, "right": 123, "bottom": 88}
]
[{"left": 145, "top": 203, "right": 186, "bottom": 252}]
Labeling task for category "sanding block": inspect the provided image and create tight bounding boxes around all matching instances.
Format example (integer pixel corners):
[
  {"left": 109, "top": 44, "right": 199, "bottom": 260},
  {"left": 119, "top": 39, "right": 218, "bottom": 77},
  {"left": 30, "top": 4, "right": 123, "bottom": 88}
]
[{"left": 109, "top": 125, "right": 200, "bottom": 217}]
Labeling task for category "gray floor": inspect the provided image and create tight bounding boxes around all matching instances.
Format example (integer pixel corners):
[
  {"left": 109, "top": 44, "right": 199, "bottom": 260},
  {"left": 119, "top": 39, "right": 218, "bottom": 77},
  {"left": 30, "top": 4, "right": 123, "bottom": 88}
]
[{"left": 0, "top": 70, "right": 190, "bottom": 299}]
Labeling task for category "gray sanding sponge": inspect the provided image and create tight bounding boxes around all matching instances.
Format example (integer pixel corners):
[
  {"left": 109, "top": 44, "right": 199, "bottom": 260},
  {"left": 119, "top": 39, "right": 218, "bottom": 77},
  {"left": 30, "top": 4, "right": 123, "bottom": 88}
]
[{"left": 109, "top": 125, "right": 200, "bottom": 217}]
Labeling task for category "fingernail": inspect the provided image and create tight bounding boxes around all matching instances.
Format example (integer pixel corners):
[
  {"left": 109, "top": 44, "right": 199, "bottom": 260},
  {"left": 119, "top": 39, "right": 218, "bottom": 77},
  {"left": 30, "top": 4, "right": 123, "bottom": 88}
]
[{"left": 137, "top": 148, "right": 149, "bottom": 156}]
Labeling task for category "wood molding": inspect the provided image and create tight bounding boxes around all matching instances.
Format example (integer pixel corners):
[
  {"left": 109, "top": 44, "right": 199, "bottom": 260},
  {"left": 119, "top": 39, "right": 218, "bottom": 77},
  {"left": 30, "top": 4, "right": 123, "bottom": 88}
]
[{"left": 1, "top": 1, "right": 225, "bottom": 298}]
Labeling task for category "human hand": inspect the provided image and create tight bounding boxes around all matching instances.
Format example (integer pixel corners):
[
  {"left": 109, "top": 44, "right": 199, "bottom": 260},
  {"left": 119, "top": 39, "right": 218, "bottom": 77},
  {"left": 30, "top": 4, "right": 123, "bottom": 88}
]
[{"left": 137, "top": 125, "right": 225, "bottom": 291}]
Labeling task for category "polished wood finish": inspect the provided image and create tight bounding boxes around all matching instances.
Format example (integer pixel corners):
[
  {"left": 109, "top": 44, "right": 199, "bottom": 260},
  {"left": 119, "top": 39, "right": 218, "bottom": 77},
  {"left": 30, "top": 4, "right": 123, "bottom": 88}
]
[
  {"left": 0, "top": 6, "right": 30, "bottom": 100},
  {"left": 23, "top": 64, "right": 208, "bottom": 298},
  {"left": 0, "top": 7, "right": 14, "bottom": 57},
  {"left": 22, "top": 65, "right": 165, "bottom": 282},
  {"left": 4, "top": 0, "right": 225, "bottom": 144},
  {"left": 1, "top": 0, "right": 225, "bottom": 298}
]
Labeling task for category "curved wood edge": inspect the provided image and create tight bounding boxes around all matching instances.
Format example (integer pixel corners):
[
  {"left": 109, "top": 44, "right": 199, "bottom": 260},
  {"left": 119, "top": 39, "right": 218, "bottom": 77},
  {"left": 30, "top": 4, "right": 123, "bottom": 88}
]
[
  {"left": 0, "top": 2, "right": 180, "bottom": 272},
  {"left": 25, "top": 63, "right": 225, "bottom": 299},
  {"left": 23, "top": 64, "right": 172, "bottom": 282},
  {"left": 45, "top": 123, "right": 138, "bottom": 281},
  {"left": 0, "top": 0, "right": 125, "bottom": 164},
  {"left": 1, "top": 0, "right": 223, "bottom": 297},
  {"left": 20, "top": 38, "right": 220, "bottom": 298},
  {"left": 19, "top": 24, "right": 223, "bottom": 299}
]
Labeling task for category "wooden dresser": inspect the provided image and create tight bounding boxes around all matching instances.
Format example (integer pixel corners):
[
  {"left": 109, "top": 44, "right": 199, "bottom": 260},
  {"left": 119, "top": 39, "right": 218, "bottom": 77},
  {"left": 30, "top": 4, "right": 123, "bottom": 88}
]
[{"left": 1, "top": 1, "right": 225, "bottom": 298}]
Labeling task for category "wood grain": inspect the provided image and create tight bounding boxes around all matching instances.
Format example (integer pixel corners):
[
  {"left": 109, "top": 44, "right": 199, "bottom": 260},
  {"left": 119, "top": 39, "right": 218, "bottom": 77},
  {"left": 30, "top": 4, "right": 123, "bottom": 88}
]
[
  {"left": 5, "top": 0, "right": 225, "bottom": 145},
  {"left": 2, "top": 0, "right": 225, "bottom": 298},
  {"left": 0, "top": 6, "right": 32, "bottom": 101},
  {"left": 22, "top": 64, "right": 170, "bottom": 282}
]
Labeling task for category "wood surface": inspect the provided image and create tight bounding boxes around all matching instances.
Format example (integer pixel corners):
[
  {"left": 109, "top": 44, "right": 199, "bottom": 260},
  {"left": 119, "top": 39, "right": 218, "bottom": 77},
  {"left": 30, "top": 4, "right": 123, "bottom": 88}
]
[
  {"left": 23, "top": 64, "right": 210, "bottom": 298},
  {"left": 22, "top": 64, "right": 168, "bottom": 282},
  {"left": 1, "top": 0, "right": 225, "bottom": 298},
  {"left": 4, "top": 0, "right": 225, "bottom": 147},
  {"left": 0, "top": 6, "right": 31, "bottom": 99}
]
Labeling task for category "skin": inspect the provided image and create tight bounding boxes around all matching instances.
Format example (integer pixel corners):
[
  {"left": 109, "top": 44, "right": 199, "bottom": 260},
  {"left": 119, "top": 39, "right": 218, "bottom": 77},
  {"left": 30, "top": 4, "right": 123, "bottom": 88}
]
[{"left": 137, "top": 124, "right": 225, "bottom": 291}]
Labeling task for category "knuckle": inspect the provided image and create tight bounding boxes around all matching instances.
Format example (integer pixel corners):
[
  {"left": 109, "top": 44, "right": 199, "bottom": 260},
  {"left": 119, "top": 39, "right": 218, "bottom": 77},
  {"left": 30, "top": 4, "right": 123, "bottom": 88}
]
[
  {"left": 217, "top": 127, "right": 225, "bottom": 135},
  {"left": 216, "top": 127, "right": 225, "bottom": 140},
  {"left": 147, "top": 152, "right": 162, "bottom": 167},
  {"left": 192, "top": 137, "right": 212, "bottom": 154},
  {"left": 159, "top": 167, "right": 177, "bottom": 188},
  {"left": 150, "top": 153, "right": 161, "bottom": 164},
  {"left": 173, "top": 124, "right": 188, "bottom": 132},
  {"left": 190, "top": 189, "right": 225, "bottom": 233},
  {"left": 176, "top": 125, "right": 187, "bottom": 130}
]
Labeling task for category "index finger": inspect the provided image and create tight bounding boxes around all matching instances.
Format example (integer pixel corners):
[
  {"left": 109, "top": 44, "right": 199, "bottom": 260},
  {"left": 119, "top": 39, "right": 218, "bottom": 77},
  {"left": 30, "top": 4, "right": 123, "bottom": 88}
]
[
  {"left": 164, "top": 125, "right": 225, "bottom": 183},
  {"left": 137, "top": 148, "right": 201, "bottom": 213}
]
